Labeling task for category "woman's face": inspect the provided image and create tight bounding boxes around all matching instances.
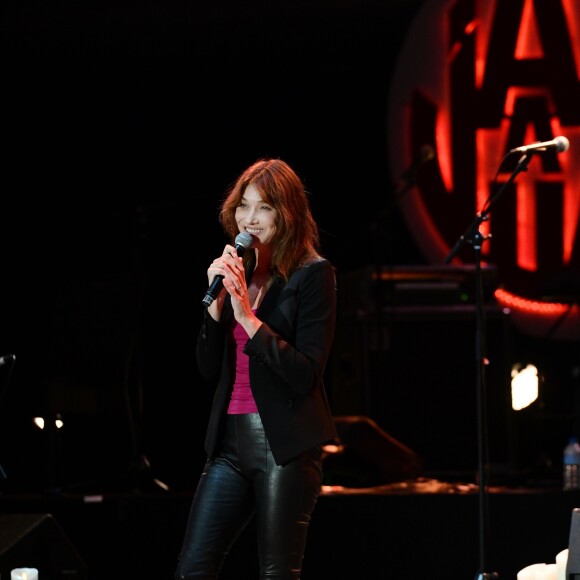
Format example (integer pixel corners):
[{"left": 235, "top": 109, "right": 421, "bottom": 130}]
[{"left": 235, "top": 184, "right": 277, "bottom": 245}]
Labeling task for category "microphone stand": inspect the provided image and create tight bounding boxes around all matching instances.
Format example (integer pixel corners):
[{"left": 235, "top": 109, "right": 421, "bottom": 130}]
[
  {"left": 367, "top": 146, "right": 435, "bottom": 414},
  {"left": 0, "top": 354, "right": 16, "bottom": 409},
  {"left": 122, "top": 205, "right": 170, "bottom": 492},
  {"left": 55, "top": 206, "right": 170, "bottom": 495},
  {"left": 367, "top": 178, "right": 416, "bottom": 411},
  {"left": 445, "top": 152, "right": 534, "bottom": 580},
  {"left": 0, "top": 354, "right": 16, "bottom": 488}
]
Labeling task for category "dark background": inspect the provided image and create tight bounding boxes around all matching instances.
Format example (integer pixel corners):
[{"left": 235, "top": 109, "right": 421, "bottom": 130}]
[{"left": 0, "top": 0, "right": 576, "bottom": 496}]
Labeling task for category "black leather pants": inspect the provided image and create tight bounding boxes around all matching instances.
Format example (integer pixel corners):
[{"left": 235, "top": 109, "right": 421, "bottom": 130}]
[{"left": 175, "top": 413, "right": 323, "bottom": 579}]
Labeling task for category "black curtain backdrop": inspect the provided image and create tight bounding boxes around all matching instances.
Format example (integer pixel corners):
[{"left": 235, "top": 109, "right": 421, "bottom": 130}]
[{"left": 5, "top": 0, "right": 537, "bottom": 494}]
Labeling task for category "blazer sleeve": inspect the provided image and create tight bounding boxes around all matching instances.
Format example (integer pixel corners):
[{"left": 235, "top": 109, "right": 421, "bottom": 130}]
[{"left": 243, "top": 259, "right": 337, "bottom": 398}]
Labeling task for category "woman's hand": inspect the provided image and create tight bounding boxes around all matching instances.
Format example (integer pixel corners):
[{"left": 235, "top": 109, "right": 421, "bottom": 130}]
[
  {"left": 220, "top": 246, "right": 251, "bottom": 311},
  {"left": 205, "top": 244, "right": 243, "bottom": 319},
  {"left": 206, "top": 244, "right": 262, "bottom": 337}
]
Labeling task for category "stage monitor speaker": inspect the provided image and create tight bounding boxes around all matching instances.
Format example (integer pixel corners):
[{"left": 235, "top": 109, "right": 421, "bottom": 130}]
[
  {"left": 0, "top": 513, "right": 88, "bottom": 579},
  {"left": 567, "top": 508, "right": 580, "bottom": 578},
  {"left": 322, "top": 415, "right": 423, "bottom": 487},
  {"left": 330, "top": 296, "right": 512, "bottom": 475}
]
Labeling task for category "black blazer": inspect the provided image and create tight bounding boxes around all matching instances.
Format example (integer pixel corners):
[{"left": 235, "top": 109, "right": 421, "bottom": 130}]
[{"left": 196, "top": 257, "right": 339, "bottom": 466}]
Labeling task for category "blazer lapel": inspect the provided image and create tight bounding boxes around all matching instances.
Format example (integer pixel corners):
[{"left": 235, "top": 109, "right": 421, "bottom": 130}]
[{"left": 257, "top": 275, "right": 284, "bottom": 320}]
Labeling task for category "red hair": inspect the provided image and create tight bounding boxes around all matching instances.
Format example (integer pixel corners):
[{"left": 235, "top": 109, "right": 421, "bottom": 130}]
[{"left": 219, "top": 158, "right": 321, "bottom": 280}]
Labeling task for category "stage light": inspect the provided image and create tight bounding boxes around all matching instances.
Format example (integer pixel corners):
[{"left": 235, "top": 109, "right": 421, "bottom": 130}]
[
  {"left": 511, "top": 363, "right": 539, "bottom": 411},
  {"left": 32, "top": 415, "right": 64, "bottom": 430}
]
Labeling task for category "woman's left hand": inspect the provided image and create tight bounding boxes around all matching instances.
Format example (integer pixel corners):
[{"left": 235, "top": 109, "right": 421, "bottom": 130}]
[
  {"left": 221, "top": 248, "right": 251, "bottom": 311},
  {"left": 221, "top": 247, "right": 262, "bottom": 337}
]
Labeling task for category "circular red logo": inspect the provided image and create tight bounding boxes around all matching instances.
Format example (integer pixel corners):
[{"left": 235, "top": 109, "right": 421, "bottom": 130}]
[{"left": 388, "top": 0, "right": 580, "bottom": 340}]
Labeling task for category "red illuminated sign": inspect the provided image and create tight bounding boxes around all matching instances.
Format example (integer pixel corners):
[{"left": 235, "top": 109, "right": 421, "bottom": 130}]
[{"left": 388, "top": 0, "right": 580, "bottom": 340}]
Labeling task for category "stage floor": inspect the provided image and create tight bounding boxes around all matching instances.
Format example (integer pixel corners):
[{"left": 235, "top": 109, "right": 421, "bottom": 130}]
[{"left": 1, "top": 478, "right": 578, "bottom": 579}]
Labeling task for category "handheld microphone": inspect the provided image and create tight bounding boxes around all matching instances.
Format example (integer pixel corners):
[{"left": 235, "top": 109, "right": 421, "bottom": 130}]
[
  {"left": 202, "top": 232, "right": 254, "bottom": 308},
  {"left": 509, "top": 135, "right": 569, "bottom": 154}
]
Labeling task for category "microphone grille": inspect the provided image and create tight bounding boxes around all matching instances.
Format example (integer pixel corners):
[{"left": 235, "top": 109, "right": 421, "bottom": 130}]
[
  {"left": 556, "top": 136, "right": 570, "bottom": 152},
  {"left": 235, "top": 232, "right": 254, "bottom": 249}
]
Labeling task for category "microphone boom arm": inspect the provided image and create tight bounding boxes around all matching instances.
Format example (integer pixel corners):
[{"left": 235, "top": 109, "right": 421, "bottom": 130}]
[{"left": 445, "top": 152, "right": 533, "bottom": 264}]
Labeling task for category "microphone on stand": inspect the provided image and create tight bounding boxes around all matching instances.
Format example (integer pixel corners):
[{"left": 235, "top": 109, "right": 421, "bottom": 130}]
[
  {"left": 397, "top": 144, "right": 436, "bottom": 187},
  {"left": 509, "top": 135, "right": 569, "bottom": 154},
  {"left": 202, "top": 232, "right": 254, "bottom": 308},
  {"left": 371, "top": 143, "right": 436, "bottom": 239}
]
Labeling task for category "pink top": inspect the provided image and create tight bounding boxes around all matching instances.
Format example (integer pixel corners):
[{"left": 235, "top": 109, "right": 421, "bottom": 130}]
[{"left": 227, "top": 314, "right": 259, "bottom": 414}]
